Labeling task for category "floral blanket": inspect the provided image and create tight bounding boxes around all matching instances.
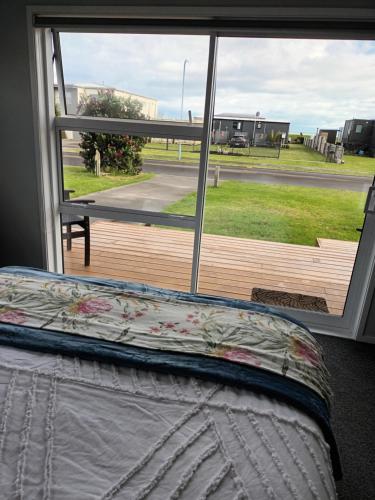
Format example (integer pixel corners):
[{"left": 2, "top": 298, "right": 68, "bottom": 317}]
[{"left": 0, "top": 267, "right": 331, "bottom": 405}]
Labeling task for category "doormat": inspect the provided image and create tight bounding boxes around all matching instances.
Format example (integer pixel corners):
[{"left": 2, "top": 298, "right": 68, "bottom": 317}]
[{"left": 251, "top": 288, "right": 329, "bottom": 313}]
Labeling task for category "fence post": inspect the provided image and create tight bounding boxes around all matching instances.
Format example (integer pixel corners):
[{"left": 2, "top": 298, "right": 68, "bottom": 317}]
[
  {"left": 95, "top": 149, "right": 101, "bottom": 176},
  {"left": 335, "top": 145, "right": 344, "bottom": 164},
  {"left": 213, "top": 165, "right": 220, "bottom": 187}
]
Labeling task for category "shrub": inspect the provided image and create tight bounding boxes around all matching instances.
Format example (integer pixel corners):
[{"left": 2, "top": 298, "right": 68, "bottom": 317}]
[
  {"left": 78, "top": 89, "right": 147, "bottom": 174},
  {"left": 267, "top": 129, "right": 282, "bottom": 144},
  {"left": 289, "top": 133, "right": 306, "bottom": 144}
]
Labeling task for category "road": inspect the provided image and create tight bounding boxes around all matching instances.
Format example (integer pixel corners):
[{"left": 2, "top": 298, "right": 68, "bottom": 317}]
[{"left": 63, "top": 152, "right": 373, "bottom": 192}]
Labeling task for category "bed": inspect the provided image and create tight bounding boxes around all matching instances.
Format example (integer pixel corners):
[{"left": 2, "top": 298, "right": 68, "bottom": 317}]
[{"left": 0, "top": 266, "right": 340, "bottom": 499}]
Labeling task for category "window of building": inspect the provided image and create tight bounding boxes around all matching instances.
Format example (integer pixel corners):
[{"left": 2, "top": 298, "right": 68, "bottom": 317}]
[{"left": 356, "top": 124, "right": 363, "bottom": 133}]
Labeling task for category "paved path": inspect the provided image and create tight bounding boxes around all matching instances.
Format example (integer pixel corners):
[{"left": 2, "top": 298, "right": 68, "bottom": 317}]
[
  {"left": 77, "top": 174, "right": 196, "bottom": 212},
  {"left": 63, "top": 153, "right": 373, "bottom": 192}
]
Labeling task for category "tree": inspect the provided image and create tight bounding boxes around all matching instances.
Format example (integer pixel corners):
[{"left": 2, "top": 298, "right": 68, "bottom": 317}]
[
  {"left": 78, "top": 89, "right": 147, "bottom": 175},
  {"left": 267, "top": 129, "right": 282, "bottom": 145}
]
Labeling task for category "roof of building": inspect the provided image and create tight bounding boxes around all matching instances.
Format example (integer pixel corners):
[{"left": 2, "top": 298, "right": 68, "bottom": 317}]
[
  {"left": 214, "top": 113, "right": 289, "bottom": 124},
  {"left": 215, "top": 112, "right": 266, "bottom": 120},
  {"left": 345, "top": 118, "right": 375, "bottom": 123}
]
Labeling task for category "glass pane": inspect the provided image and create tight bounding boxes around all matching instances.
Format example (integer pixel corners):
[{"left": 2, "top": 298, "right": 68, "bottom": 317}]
[
  {"left": 58, "top": 33, "right": 209, "bottom": 123},
  {"left": 62, "top": 217, "right": 194, "bottom": 292},
  {"left": 61, "top": 131, "right": 199, "bottom": 215},
  {"left": 197, "top": 37, "right": 375, "bottom": 316}
]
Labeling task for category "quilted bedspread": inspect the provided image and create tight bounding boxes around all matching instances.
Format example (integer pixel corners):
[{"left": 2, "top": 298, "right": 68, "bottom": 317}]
[{"left": 0, "top": 345, "right": 337, "bottom": 500}]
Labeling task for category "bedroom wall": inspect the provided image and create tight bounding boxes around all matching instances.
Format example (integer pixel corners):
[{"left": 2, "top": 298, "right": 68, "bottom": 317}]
[{"left": 1, "top": 0, "right": 375, "bottom": 335}]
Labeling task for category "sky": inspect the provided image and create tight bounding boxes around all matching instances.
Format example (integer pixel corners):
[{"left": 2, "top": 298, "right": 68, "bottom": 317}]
[{"left": 60, "top": 33, "right": 375, "bottom": 134}]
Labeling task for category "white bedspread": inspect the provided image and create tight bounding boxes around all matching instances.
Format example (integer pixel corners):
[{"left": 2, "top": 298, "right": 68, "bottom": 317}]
[{"left": 0, "top": 346, "right": 337, "bottom": 499}]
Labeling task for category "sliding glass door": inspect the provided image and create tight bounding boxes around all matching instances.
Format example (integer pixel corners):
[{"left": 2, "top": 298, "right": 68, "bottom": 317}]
[
  {"left": 197, "top": 36, "right": 375, "bottom": 334},
  {"left": 37, "top": 19, "right": 375, "bottom": 337}
]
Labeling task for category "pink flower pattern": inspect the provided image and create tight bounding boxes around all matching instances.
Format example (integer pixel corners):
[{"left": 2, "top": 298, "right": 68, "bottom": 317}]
[
  {"left": 122, "top": 309, "right": 147, "bottom": 322},
  {"left": 291, "top": 337, "right": 320, "bottom": 366},
  {"left": 186, "top": 312, "right": 200, "bottom": 323},
  {"left": 222, "top": 348, "right": 261, "bottom": 367},
  {"left": 0, "top": 308, "right": 26, "bottom": 325},
  {"left": 74, "top": 298, "right": 112, "bottom": 315},
  {"left": 163, "top": 322, "right": 177, "bottom": 329},
  {"left": 149, "top": 326, "right": 161, "bottom": 334}
]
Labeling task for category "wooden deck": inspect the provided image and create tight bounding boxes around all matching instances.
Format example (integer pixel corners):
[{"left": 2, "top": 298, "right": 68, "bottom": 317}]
[{"left": 64, "top": 220, "right": 359, "bottom": 315}]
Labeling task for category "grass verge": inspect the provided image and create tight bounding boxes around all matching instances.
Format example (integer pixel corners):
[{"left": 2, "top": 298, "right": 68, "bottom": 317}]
[
  {"left": 164, "top": 180, "right": 366, "bottom": 246},
  {"left": 63, "top": 166, "right": 154, "bottom": 198}
]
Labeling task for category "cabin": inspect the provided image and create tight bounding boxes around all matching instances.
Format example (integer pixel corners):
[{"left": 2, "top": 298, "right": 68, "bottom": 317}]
[
  {"left": 342, "top": 118, "right": 375, "bottom": 156},
  {"left": 212, "top": 113, "right": 290, "bottom": 146}
]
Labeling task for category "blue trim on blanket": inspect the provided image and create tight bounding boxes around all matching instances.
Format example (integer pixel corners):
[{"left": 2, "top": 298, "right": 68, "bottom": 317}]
[
  {"left": 0, "top": 266, "right": 342, "bottom": 480},
  {"left": 0, "top": 266, "right": 312, "bottom": 332}
]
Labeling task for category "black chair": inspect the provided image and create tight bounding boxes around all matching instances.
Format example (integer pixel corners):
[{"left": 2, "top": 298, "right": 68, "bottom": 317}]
[{"left": 62, "top": 189, "right": 95, "bottom": 266}]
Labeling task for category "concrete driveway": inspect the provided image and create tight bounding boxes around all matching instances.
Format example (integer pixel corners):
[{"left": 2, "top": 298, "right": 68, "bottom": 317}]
[{"left": 77, "top": 173, "right": 197, "bottom": 212}]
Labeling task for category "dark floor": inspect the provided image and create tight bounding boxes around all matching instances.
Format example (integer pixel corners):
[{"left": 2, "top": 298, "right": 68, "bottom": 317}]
[{"left": 316, "top": 334, "right": 375, "bottom": 500}]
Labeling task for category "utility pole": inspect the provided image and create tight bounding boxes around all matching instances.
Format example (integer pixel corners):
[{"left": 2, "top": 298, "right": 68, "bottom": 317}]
[{"left": 178, "top": 59, "right": 189, "bottom": 161}]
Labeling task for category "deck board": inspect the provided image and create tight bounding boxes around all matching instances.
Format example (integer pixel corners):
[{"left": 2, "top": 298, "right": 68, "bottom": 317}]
[{"left": 63, "top": 220, "right": 359, "bottom": 316}]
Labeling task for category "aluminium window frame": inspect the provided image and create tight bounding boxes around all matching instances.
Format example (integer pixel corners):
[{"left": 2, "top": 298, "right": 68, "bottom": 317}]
[
  {"left": 28, "top": 5, "right": 375, "bottom": 340},
  {"left": 55, "top": 116, "right": 204, "bottom": 229},
  {"left": 28, "top": 24, "right": 62, "bottom": 272},
  {"left": 53, "top": 28, "right": 216, "bottom": 293}
]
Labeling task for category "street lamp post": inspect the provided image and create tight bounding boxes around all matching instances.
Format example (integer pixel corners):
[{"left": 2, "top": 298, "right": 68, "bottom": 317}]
[{"left": 178, "top": 59, "right": 189, "bottom": 161}]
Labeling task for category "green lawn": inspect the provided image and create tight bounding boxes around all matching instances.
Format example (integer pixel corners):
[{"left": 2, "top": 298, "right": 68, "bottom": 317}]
[
  {"left": 143, "top": 143, "right": 375, "bottom": 177},
  {"left": 165, "top": 180, "right": 366, "bottom": 246},
  {"left": 63, "top": 166, "right": 153, "bottom": 198}
]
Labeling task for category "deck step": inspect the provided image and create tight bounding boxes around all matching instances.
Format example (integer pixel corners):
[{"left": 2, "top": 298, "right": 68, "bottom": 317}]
[{"left": 317, "top": 238, "right": 358, "bottom": 252}]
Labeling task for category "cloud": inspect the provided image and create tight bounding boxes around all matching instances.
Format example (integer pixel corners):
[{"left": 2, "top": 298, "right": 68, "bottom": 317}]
[
  {"left": 60, "top": 33, "right": 209, "bottom": 120},
  {"left": 60, "top": 33, "right": 375, "bottom": 133},
  {"left": 215, "top": 38, "right": 375, "bottom": 132}
]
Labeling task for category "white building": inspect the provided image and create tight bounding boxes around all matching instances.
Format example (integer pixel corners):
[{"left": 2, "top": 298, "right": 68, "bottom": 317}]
[{"left": 54, "top": 83, "right": 158, "bottom": 119}]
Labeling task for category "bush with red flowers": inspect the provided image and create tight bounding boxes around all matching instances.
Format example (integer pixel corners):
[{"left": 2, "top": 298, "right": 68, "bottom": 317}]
[{"left": 78, "top": 89, "right": 147, "bottom": 175}]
